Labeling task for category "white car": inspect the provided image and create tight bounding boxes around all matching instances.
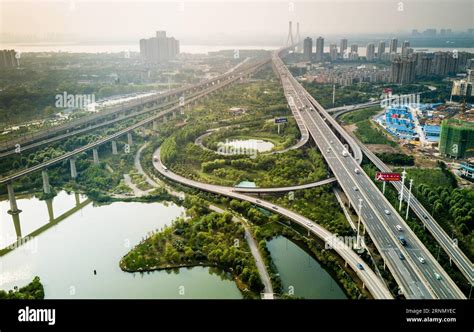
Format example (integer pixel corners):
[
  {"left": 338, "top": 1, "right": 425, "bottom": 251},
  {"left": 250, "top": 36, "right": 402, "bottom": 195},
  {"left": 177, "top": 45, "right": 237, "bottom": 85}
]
[
  {"left": 354, "top": 168, "right": 360, "bottom": 174},
  {"left": 418, "top": 257, "right": 425, "bottom": 264},
  {"left": 384, "top": 209, "right": 391, "bottom": 215},
  {"left": 396, "top": 225, "right": 403, "bottom": 231}
]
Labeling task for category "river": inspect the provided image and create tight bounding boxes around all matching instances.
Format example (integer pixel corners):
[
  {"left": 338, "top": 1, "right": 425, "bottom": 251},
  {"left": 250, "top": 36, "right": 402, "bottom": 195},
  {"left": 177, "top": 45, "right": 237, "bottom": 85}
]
[
  {"left": 267, "top": 236, "right": 347, "bottom": 299},
  {"left": 0, "top": 191, "right": 242, "bottom": 299}
]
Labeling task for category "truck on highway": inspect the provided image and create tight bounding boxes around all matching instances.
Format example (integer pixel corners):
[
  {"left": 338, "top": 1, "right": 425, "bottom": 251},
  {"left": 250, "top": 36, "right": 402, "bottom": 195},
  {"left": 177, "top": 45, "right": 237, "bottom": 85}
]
[{"left": 398, "top": 235, "right": 407, "bottom": 246}]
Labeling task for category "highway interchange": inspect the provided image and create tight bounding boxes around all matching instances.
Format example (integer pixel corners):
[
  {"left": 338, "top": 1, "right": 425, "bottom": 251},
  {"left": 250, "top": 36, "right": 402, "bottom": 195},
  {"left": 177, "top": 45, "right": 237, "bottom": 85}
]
[
  {"left": 1, "top": 47, "right": 470, "bottom": 299},
  {"left": 273, "top": 51, "right": 465, "bottom": 299}
]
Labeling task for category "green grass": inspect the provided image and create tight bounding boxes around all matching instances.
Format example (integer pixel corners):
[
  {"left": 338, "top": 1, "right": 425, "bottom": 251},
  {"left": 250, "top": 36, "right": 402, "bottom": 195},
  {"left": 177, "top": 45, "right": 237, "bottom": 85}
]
[
  {"left": 354, "top": 120, "right": 396, "bottom": 147},
  {"left": 398, "top": 168, "right": 457, "bottom": 189}
]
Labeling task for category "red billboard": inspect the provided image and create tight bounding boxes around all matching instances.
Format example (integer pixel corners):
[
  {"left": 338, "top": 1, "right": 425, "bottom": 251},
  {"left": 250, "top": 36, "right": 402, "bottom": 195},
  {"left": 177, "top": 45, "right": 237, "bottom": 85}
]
[{"left": 375, "top": 172, "right": 401, "bottom": 182}]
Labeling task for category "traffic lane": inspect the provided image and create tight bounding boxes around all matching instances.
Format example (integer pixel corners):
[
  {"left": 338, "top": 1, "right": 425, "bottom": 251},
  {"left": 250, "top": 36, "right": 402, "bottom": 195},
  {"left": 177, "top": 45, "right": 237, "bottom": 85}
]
[
  {"left": 303, "top": 92, "right": 463, "bottom": 298},
  {"left": 153, "top": 148, "right": 392, "bottom": 298},
  {"left": 329, "top": 137, "right": 457, "bottom": 296},
  {"left": 299, "top": 110, "right": 428, "bottom": 298},
  {"left": 300, "top": 107, "right": 429, "bottom": 295}
]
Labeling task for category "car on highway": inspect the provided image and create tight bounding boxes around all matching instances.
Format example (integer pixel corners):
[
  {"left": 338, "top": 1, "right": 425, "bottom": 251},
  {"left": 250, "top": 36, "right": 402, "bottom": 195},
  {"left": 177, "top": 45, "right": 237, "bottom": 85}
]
[
  {"left": 330, "top": 140, "right": 333, "bottom": 144},
  {"left": 327, "top": 148, "right": 331, "bottom": 153},
  {"left": 384, "top": 209, "right": 391, "bottom": 215},
  {"left": 423, "top": 214, "right": 428, "bottom": 220},
  {"left": 272, "top": 206, "right": 278, "bottom": 210},
  {"left": 342, "top": 150, "right": 348, "bottom": 157},
  {"left": 153, "top": 156, "right": 158, "bottom": 162},
  {"left": 398, "top": 235, "right": 407, "bottom": 246},
  {"left": 398, "top": 252, "right": 405, "bottom": 260},
  {"left": 434, "top": 273, "right": 442, "bottom": 280},
  {"left": 353, "top": 186, "right": 358, "bottom": 191},
  {"left": 356, "top": 263, "right": 364, "bottom": 270},
  {"left": 418, "top": 257, "right": 425, "bottom": 264},
  {"left": 162, "top": 165, "right": 168, "bottom": 171},
  {"left": 256, "top": 200, "right": 261, "bottom": 203},
  {"left": 354, "top": 168, "right": 360, "bottom": 174},
  {"left": 396, "top": 225, "right": 403, "bottom": 231}
]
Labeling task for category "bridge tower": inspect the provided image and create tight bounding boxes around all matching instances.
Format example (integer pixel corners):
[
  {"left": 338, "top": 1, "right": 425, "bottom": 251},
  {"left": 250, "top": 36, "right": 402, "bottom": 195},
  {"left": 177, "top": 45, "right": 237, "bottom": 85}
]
[
  {"left": 286, "top": 21, "right": 294, "bottom": 47},
  {"left": 295, "top": 22, "right": 301, "bottom": 48}
]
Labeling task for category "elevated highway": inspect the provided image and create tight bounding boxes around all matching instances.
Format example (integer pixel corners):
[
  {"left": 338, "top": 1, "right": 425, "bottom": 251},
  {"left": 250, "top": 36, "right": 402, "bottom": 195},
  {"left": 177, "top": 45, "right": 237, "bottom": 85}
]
[
  {"left": 152, "top": 146, "right": 392, "bottom": 299},
  {"left": 274, "top": 51, "right": 465, "bottom": 299},
  {"left": 0, "top": 58, "right": 264, "bottom": 156}
]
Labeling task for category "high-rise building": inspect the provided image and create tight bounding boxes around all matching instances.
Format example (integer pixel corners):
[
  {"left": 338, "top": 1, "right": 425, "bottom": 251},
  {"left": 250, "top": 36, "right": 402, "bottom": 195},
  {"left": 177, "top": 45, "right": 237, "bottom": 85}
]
[
  {"left": 339, "top": 38, "right": 347, "bottom": 58},
  {"left": 451, "top": 80, "right": 473, "bottom": 97},
  {"left": 401, "top": 57, "right": 416, "bottom": 83},
  {"left": 139, "top": 31, "right": 180, "bottom": 63},
  {"left": 401, "top": 40, "right": 410, "bottom": 56},
  {"left": 389, "top": 38, "right": 398, "bottom": 53},
  {"left": 390, "top": 57, "right": 416, "bottom": 83},
  {"left": 350, "top": 44, "right": 358, "bottom": 53},
  {"left": 378, "top": 41, "right": 386, "bottom": 58},
  {"left": 303, "top": 37, "right": 313, "bottom": 61},
  {"left": 0, "top": 50, "right": 18, "bottom": 68},
  {"left": 366, "top": 43, "right": 375, "bottom": 61},
  {"left": 340, "top": 38, "right": 348, "bottom": 58},
  {"left": 390, "top": 58, "right": 402, "bottom": 83},
  {"left": 329, "top": 44, "right": 338, "bottom": 61},
  {"left": 418, "top": 55, "right": 433, "bottom": 77},
  {"left": 315, "top": 37, "right": 324, "bottom": 61},
  {"left": 440, "top": 119, "right": 474, "bottom": 158}
]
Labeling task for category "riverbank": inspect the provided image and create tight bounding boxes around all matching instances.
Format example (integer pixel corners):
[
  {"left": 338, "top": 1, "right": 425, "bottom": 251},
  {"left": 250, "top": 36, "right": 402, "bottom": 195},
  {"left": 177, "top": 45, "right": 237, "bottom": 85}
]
[{"left": 119, "top": 197, "right": 265, "bottom": 299}]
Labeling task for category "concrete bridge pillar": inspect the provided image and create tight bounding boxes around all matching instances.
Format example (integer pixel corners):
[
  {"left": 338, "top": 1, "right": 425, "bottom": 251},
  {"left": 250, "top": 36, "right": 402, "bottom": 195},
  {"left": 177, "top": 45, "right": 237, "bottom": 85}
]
[
  {"left": 7, "top": 183, "right": 20, "bottom": 214},
  {"left": 152, "top": 120, "right": 158, "bottom": 130},
  {"left": 12, "top": 213, "right": 21, "bottom": 238},
  {"left": 70, "top": 158, "right": 77, "bottom": 179},
  {"left": 112, "top": 140, "right": 118, "bottom": 155},
  {"left": 75, "top": 192, "right": 80, "bottom": 206},
  {"left": 127, "top": 132, "right": 133, "bottom": 146},
  {"left": 163, "top": 116, "right": 167, "bottom": 123},
  {"left": 93, "top": 148, "right": 99, "bottom": 164},
  {"left": 42, "top": 169, "right": 51, "bottom": 194},
  {"left": 46, "top": 199, "right": 54, "bottom": 221},
  {"left": 173, "top": 111, "right": 177, "bottom": 119}
]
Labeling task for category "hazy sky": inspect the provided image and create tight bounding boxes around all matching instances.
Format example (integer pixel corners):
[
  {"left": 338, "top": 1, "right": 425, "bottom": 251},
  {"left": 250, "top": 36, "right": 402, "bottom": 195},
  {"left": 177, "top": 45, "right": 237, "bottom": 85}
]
[{"left": 1, "top": 0, "right": 473, "bottom": 45}]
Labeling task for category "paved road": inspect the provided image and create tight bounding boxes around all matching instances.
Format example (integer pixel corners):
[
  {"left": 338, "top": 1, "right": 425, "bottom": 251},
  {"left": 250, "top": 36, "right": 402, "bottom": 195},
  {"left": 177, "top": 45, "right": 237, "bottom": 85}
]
[
  {"left": 152, "top": 146, "right": 393, "bottom": 299},
  {"left": 1, "top": 59, "right": 268, "bottom": 185},
  {"left": 351, "top": 134, "right": 474, "bottom": 286},
  {"left": 194, "top": 122, "right": 309, "bottom": 156},
  {"left": 209, "top": 204, "right": 274, "bottom": 296},
  {"left": 328, "top": 97, "right": 473, "bottom": 286},
  {"left": 0, "top": 58, "right": 260, "bottom": 154},
  {"left": 135, "top": 143, "right": 274, "bottom": 297}
]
